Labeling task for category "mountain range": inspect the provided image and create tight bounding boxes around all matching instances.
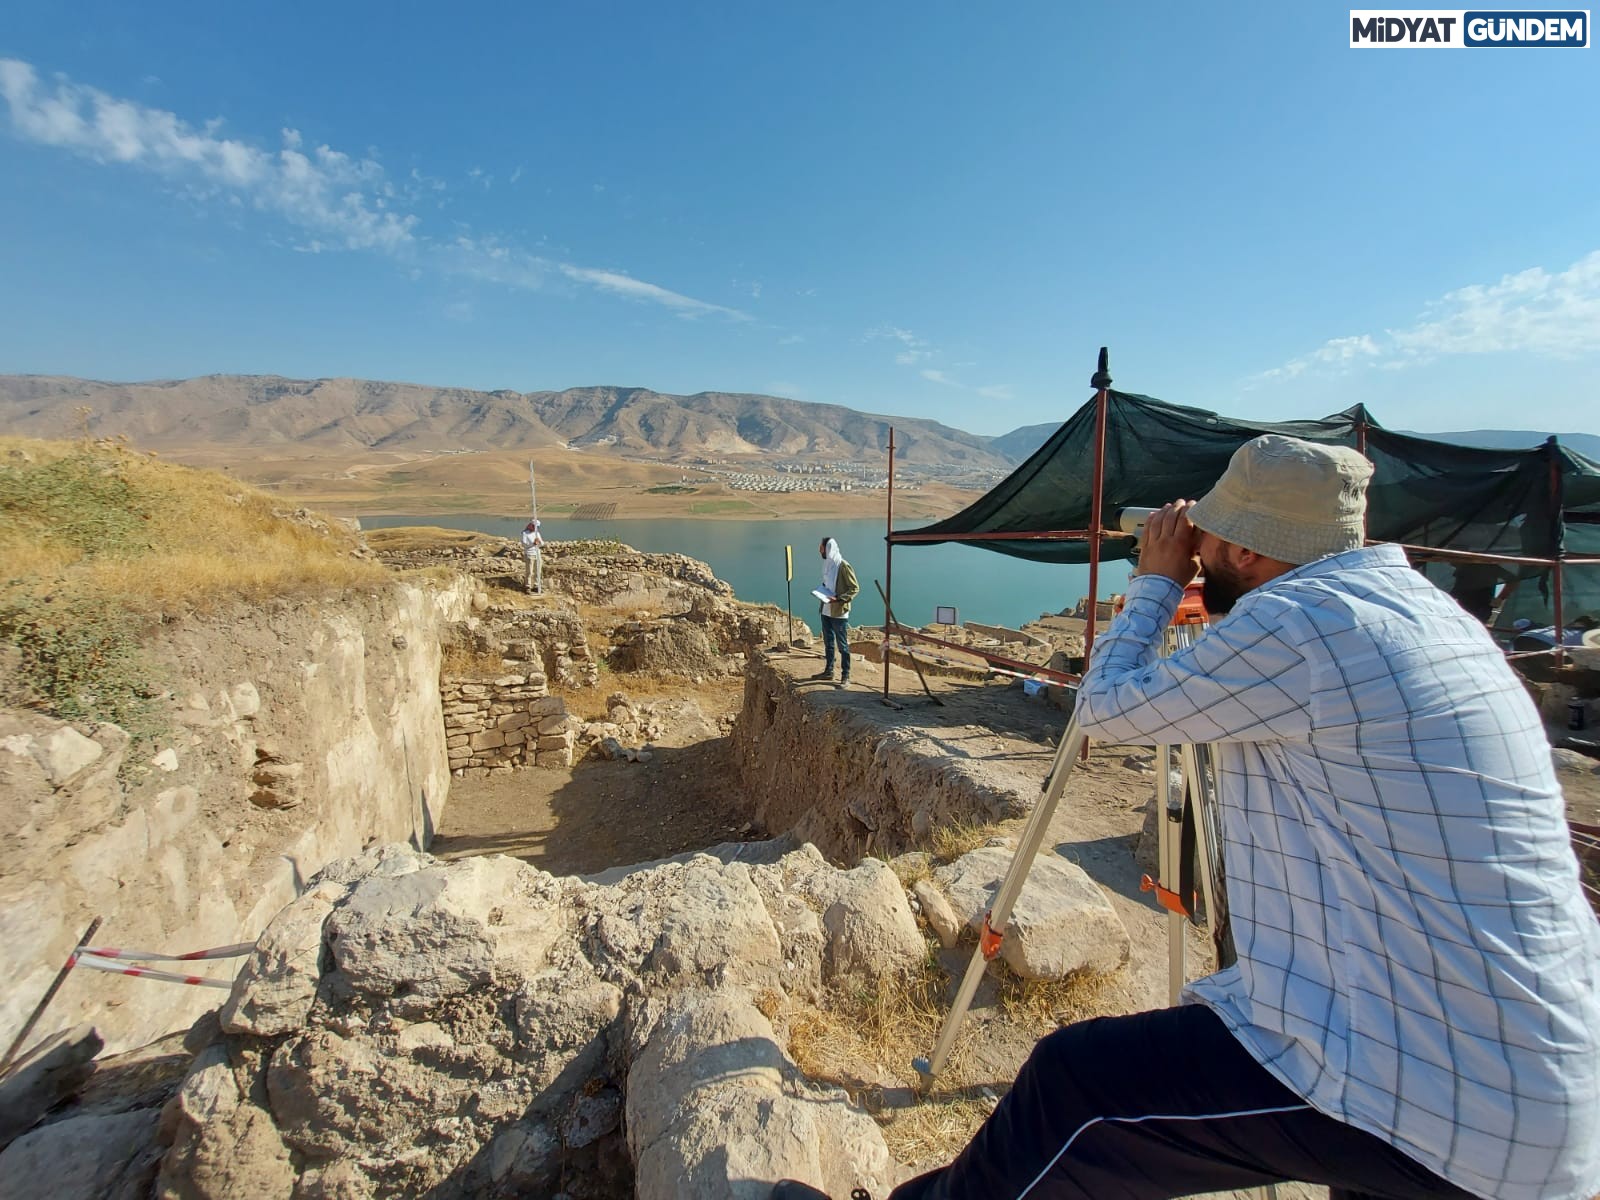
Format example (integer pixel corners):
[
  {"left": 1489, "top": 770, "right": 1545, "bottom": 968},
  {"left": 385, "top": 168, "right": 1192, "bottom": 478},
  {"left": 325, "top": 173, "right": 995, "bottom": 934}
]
[
  {"left": 2, "top": 373, "right": 1596, "bottom": 468},
  {"left": 0, "top": 375, "right": 1010, "bottom": 468}
]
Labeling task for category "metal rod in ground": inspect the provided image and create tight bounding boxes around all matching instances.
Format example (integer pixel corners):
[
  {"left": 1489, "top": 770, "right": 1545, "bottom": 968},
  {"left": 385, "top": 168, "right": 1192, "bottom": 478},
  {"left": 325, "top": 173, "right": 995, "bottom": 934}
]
[
  {"left": 914, "top": 717, "right": 1088, "bottom": 1084},
  {"left": 875, "top": 580, "right": 941, "bottom": 705},
  {"left": 1156, "top": 743, "right": 1185, "bottom": 1007},
  {"left": 883, "top": 426, "right": 897, "bottom": 704},
  {"left": 1, "top": 916, "right": 103, "bottom": 1075}
]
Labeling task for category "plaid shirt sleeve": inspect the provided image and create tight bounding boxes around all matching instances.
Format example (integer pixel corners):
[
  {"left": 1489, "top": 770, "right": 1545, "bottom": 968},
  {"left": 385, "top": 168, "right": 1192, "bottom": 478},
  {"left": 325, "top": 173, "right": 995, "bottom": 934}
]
[{"left": 1075, "top": 573, "right": 1312, "bottom": 745}]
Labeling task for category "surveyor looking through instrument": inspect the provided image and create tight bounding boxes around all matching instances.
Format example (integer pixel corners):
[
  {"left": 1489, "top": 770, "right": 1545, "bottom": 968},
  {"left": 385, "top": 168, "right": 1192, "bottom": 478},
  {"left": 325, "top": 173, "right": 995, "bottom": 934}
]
[{"left": 779, "top": 434, "right": 1600, "bottom": 1200}]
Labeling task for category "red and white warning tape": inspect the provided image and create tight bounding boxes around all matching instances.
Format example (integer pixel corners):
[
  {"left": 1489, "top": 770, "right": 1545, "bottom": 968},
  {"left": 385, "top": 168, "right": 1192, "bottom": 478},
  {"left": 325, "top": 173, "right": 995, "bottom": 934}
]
[
  {"left": 71, "top": 953, "right": 235, "bottom": 989},
  {"left": 80, "top": 943, "right": 254, "bottom": 962},
  {"left": 64, "top": 941, "right": 253, "bottom": 989}
]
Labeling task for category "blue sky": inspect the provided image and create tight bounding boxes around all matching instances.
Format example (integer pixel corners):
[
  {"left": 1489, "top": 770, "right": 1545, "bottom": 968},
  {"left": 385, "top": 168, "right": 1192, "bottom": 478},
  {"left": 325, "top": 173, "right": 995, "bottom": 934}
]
[{"left": 1, "top": 3, "right": 1596, "bottom": 438}]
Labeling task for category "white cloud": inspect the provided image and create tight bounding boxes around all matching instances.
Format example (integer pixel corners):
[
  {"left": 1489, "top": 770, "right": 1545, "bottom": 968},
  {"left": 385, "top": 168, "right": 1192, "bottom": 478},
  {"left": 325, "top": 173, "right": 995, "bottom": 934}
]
[
  {"left": 778, "top": 333, "right": 805, "bottom": 345},
  {"left": 0, "top": 57, "right": 743, "bottom": 319},
  {"left": 559, "top": 265, "right": 749, "bottom": 320},
  {"left": 920, "top": 368, "right": 959, "bottom": 387},
  {"left": 977, "top": 384, "right": 1013, "bottom": 401},
  {"left": 869, "top": 325, "right": 932, "bottom": 364},
  {"left": 1255, "top": 334, "right": 1380, "bottom": 383},
  {"left": 1254, "top": 251, "right": 1600, "bottom": 384},
  {"left": 0, "top": 58, "right": 414, "bottom": 252},
  {"left": 1390, "top": 252, "right": 1600, "bottom": 361}
]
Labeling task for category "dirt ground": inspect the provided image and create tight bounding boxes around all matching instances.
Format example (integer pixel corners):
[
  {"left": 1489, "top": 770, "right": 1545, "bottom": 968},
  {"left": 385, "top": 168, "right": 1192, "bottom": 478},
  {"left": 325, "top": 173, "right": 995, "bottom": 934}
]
[{"left": 431, "top": 677, "right": 757, "bottom": 876}]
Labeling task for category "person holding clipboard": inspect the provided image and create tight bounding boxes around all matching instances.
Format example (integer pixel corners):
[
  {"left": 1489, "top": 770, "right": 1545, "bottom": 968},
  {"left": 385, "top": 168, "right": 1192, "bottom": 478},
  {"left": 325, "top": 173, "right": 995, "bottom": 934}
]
[{"left": 811, "top": 537, "right": 858, "bottom": 685}]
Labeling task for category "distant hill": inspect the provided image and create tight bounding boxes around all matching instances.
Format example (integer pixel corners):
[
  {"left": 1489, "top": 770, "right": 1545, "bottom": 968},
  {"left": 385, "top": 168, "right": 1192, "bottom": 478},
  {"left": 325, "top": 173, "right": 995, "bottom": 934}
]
[
  {"left": 0, "top": 375, "right": 1011, "bottom": 469},
  {"left": 5, "top": 374, "right": 1592, "bottom": 471},
  {"left": 988, "top": 422, "right": 1060, "bottom": 464},
  {"left": 1420, "top": 428, "right": 1600, "bottom": 461}
]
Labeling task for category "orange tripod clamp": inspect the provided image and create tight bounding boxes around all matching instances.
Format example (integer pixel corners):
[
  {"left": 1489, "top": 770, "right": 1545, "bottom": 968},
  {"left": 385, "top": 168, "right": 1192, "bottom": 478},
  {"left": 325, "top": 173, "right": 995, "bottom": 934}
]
[
  {"left": 1140, "top": 874, "right": 1192, "bottom": 917},
  {"left": 1173, "top": 580, "right": 1208, "bottom": 626}
]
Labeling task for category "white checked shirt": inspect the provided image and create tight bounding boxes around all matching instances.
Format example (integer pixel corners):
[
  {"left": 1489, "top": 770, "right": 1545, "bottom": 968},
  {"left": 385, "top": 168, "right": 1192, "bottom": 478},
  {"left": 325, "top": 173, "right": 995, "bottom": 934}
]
[{"left": 1077, "top": 545, "right": 1600, "bottom": 1200}]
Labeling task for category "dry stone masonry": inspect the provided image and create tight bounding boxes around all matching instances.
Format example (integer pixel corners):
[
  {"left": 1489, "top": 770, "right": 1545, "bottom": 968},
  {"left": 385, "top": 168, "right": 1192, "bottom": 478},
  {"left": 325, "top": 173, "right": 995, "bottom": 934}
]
[{"left": 441, "top": 679, "right": 575, "bottom": 775}]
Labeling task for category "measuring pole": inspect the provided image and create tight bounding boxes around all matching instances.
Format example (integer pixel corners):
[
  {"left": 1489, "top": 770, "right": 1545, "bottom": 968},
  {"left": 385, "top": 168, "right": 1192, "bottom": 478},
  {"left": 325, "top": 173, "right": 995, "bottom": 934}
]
[
  {"left": 1548, "top": 437, "right": 1566, "bottom": 667},
  {"left": 883, "top": 427, "right": 896, "bottom": 703},
  {"left": 785, "top": 544, "right": 794, "bottom": 646},
  {"left": 1080, "top": 348, "right": 1113, "bottom": 762},
  {"left": 528, "top": 460, "right": 538, "bottom": 523}
]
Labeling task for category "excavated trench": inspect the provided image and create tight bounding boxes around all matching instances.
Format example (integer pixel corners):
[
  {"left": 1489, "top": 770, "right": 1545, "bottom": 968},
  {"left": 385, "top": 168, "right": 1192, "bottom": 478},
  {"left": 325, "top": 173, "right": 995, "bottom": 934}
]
[{"left": 731, "top": 653, "right": 1062, "bottom": 863}]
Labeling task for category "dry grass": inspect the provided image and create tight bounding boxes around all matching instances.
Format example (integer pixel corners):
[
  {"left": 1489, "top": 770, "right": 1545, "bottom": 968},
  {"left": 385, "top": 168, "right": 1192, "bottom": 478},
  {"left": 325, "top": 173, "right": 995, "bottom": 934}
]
[
  {"left": 363, "top": 525, "right": 494, "bottom": 555},
  {"left": 0, "top": 436, "right": 388, "bottom": 733},
  {"left": 778, "top": 958, "right": 998, "bottom": 1166},
  {"left": 930, "top": 820, "right": 1004, "bottom": 864},
  {"left": 440, "top": 642, "right": 510, "bottom": 678},
  {"left": 0, "top": 436, "right": 385, "bottom": 616},
  {"left": 996, "top": 965, "right": 1118, "bottom": 1029}
]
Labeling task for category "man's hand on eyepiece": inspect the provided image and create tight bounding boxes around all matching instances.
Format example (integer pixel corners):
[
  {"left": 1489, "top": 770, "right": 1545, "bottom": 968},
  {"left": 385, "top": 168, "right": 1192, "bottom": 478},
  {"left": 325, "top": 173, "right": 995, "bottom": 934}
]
[{"left": 1133, "top": 500, "right": 1201, "bottom": 588}]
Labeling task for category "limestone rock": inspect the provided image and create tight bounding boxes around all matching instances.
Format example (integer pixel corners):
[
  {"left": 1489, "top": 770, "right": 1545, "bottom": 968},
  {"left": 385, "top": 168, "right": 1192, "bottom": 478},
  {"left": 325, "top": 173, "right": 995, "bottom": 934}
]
[
  {"left": 1552, "top": 747, "right": 1600, "bottom": 775},
  {"left": 325, "top": 853, "right": 563, "bottom": 1011},
  {"left": 911, "top": 879, "right": 962, "bottom": 950},
  {"left": 220, "top": 882, "right": 343, "bottom": 1037},
  {"left": 562, "top": 1084, "right": 622, "bottom": 1148},
  {"left": 934, "top": 846, "right": 1130, "bottom": 980},
  {"left": 0, "top": 1107, "right": 163, "bottom": 1200},
  {"left": 157, "top": 1045, "right": 295, "bottom": 1200},
  {"left": 0, "top": 1023, "right": 103, "bottom": 1149},
  {"left": 626, "top": 989, "right": 893, "bottom": 1200},
  {"left": 31, "top": 726, "right": 103, "bottom": 786},
  {"left": 792, "top": 856, "right": 926, "bottom": 983},
  {"left": 584, "top": 856, "right": 782, "bottom": 992}
]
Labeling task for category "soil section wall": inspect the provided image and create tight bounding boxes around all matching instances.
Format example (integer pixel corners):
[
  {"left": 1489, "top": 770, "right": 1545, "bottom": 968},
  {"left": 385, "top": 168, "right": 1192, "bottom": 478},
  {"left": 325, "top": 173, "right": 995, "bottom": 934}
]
[
  {"left": 0, "top": 577, "right": 474, "bottom": 1055},
  {"left": 731, "top": 656, "right": 1040, "bottom": 862}
]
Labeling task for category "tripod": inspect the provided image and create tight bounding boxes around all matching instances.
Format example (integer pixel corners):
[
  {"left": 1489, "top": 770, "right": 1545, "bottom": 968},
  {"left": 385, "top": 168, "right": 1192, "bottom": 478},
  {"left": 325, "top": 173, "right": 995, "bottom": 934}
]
[{"left": 912, "top": 583, "right": 1277, "bottom": 1196}]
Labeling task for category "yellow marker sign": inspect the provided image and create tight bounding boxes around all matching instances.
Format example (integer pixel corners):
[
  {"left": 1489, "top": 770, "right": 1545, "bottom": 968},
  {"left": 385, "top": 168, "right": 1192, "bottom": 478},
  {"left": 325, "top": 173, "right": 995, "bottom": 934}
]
[{"left": 785, "top": 544, "right": 793, "bottom": 581}]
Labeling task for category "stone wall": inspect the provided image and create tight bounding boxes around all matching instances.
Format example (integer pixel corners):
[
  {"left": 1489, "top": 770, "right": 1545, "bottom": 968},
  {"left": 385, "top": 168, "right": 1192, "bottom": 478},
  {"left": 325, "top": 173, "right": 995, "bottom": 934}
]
[
  {"left": 442, "top": 683, "right": 575, "bottom": 774},
  {"left": 962, "top": 620, "right": 1048, "bottom": 649},
  {"left": 0, "top": 576, "right": 475, "bottom": 1056}
]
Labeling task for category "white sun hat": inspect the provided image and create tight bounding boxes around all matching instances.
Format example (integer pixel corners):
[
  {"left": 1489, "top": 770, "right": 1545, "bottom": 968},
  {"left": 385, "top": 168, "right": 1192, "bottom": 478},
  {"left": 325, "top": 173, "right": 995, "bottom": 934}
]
[{"left": 1187, "top": 434, "right": 1374, "bottom": 565}]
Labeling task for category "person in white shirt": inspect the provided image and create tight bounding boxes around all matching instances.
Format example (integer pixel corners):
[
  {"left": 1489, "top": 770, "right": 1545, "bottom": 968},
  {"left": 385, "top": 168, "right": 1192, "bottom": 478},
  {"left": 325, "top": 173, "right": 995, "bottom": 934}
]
[
  {"left": 520, "top": 520, "right": 543, "bottom": 593},
  {"left": 781, "top": 435, "right": 1598, "bottom": 1200}
]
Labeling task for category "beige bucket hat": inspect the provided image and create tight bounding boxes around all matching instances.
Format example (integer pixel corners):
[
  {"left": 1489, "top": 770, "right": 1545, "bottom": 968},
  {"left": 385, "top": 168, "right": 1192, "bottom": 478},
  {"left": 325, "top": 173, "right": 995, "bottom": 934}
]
[{"left": 1187, "top": 434, "right": 1373, "bottom": 565}]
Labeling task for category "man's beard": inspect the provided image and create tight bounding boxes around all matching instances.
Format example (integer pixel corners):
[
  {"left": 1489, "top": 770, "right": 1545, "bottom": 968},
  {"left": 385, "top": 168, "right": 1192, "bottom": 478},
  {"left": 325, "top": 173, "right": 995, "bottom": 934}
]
[{"left": 1201, "top": 561, "right": 1249, "bottom": 615}]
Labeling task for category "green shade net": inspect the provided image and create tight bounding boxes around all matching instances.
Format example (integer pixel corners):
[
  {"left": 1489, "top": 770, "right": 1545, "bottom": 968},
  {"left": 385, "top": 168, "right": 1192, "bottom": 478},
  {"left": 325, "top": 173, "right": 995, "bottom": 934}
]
[{"left": 898, "top": 390, "right": 1600, "bottom": 629}]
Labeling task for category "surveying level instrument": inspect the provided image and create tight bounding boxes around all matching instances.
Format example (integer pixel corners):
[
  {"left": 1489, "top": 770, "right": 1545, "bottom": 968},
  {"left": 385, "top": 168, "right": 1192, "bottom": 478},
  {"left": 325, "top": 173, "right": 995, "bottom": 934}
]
[{"left": 913, "top": 579, "right": 1233, "bottom": 1076}]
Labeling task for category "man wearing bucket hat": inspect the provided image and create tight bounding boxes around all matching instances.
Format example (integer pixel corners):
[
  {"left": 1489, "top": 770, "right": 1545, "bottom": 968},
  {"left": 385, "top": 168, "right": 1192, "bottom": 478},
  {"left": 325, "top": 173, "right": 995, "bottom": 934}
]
[{"left": 864, "top": 436, "right": 1599, "bottom": 1200}]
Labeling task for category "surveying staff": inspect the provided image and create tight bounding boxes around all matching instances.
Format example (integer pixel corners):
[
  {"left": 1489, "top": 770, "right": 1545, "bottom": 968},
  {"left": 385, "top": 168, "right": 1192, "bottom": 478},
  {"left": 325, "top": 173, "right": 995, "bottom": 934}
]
[
  {"left": 520, "top": 519, "right": 543, "bottom": 593},
  {"left": 813, "top": 536, "right": 858, "bottom": 685},
  {"left": 877, "top": 436, "right": 1600, "bottom": 1200}
]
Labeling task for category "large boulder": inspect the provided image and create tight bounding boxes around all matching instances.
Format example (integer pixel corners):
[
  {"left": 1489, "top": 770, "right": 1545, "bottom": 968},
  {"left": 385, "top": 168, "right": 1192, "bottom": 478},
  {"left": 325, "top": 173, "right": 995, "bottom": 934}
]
[
  {"left": 580, "top": 854, "right": 784, "bottom": 993},
  {"left": 0, "top": 1108, "right": 164, "bottom": 1200},
  {"left": 789, "top": 856, "right": 927, "bottom": 983},
  {"left": 159, "top": 843, "right": 900, "bottom": 1198},
  {"left": 933, "top": 846, "right": 1130, "bottom": 980},
  {"left": 626, "top": 989, "right": 894, "bottom": 1200}
]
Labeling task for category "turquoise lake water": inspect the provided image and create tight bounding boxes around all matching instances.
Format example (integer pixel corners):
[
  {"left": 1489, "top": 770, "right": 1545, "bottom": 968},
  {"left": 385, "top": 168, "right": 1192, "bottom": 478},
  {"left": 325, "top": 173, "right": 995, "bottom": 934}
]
[{"left": 361, "top": 514, "right": 1131, "bottom": 631}]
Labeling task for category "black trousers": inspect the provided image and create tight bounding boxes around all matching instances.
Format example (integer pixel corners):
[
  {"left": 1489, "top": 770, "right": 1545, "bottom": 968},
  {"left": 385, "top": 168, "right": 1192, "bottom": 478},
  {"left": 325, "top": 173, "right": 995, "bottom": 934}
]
[{"left": 889, "top": 1005, "right": 1479, "bottom": 1200}]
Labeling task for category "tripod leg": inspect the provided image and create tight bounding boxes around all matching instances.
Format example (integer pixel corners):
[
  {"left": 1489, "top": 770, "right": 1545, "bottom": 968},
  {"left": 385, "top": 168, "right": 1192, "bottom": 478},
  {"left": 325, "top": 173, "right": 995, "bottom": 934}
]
[
  {"left": 1155, "top": 744, "right": 1185, "bottom": 1006},
  {"left": 914, "top": 714, "right": 1088, "bottom": 1084}
]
